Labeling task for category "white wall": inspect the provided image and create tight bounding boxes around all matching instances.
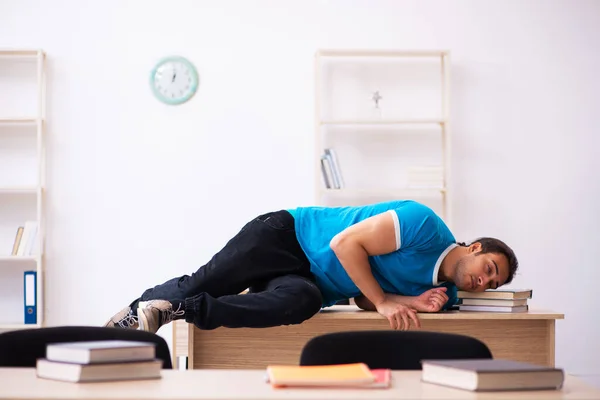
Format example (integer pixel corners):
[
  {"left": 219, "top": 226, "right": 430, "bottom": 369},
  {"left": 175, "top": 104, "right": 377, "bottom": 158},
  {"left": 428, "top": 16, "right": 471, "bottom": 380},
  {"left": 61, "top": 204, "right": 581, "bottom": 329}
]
[{"left": 1, "top": 0, "right": 599, "bottom": 378}]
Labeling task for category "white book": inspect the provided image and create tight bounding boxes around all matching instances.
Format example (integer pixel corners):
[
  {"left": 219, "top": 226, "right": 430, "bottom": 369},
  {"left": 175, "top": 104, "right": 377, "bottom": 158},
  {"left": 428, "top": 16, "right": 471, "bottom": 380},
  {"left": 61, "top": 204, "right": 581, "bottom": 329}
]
[
  {"left": 36, "top": 358, "right": 162, "bottom": 383},
  {"left": 461, "top": 298, "right": 528, "bottom": 307},
  {"left": 320, "top": 155, "right": 335, "bottom": 189},
  {"left": 421, "top": 359, "right": 564, "bottom": 391},
  {"left": 46, "top": 340, "right": 156, "bottom": 364},
  {"left": 17, "top": 221, "right": 36, "bottom": 256},
  {"left": 320, "top": 156, "right": 332, "bottom": 189},
  {"left": 25, "top": 222, "right": 38, "bottom": 255},
  {"left": 325, "top": 148, "right": 344, "bottom": 189},
  {"left": 459, "top": 305, "right": 528, "bottom": 313}
]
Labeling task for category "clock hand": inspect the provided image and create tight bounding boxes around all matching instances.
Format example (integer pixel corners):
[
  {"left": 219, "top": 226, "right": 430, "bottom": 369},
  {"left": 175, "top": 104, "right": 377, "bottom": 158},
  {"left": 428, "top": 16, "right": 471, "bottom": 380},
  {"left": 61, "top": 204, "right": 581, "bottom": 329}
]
[{"left": 172, "top": 71, "right": 176, "bottom": 83}]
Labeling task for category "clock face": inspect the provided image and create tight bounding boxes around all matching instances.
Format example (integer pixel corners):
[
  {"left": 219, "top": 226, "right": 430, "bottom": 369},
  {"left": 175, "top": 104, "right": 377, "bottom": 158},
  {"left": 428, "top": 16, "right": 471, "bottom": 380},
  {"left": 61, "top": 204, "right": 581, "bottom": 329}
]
[{"left": 150, "top": 56, "right": 199, "bottom": 105}]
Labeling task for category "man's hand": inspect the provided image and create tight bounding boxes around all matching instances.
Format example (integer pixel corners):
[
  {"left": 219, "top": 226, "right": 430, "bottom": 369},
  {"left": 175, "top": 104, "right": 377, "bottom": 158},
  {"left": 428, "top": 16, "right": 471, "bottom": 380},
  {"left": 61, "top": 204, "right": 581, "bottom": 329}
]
[
  {"left": 411, "top": 287, "right": 449, "bottom": 313},
  {"left": 375, "top": 294, "right": 421, "bottom": 330}
]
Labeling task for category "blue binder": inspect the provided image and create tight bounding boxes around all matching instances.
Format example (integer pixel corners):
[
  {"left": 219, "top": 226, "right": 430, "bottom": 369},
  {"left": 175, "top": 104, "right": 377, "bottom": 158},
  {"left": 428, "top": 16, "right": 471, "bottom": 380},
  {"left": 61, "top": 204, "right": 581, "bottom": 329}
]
[{"left": 24, "top": 271, "right": 37, "bottom": 324}]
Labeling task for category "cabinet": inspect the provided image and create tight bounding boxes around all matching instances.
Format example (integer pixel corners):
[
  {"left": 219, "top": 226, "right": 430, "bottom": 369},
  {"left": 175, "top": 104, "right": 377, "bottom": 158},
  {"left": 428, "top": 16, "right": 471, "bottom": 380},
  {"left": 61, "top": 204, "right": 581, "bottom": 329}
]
[
  {"left": 0, "top": 49, "right": 46, "bottom": 330},
  {"left": 314, "top": 50, "right": 451, "bottom": 226}
]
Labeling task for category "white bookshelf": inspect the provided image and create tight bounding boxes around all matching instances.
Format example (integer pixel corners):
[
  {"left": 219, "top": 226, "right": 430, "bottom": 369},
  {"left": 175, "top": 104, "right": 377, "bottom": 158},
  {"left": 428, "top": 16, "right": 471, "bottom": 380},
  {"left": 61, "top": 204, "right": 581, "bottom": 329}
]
[
  {"left": 0, "top": 49, "right": 46, "bottom": 330},
  {"left": 314, "top": 49, "right": 452, "bottom": 226}
]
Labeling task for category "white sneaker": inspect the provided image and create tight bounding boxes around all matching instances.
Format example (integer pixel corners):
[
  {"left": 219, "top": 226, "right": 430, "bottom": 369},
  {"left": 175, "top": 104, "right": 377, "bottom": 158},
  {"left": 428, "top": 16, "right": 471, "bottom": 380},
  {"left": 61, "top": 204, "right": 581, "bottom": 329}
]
[{"left": 137, "top": 300, "right": 184, "bottom": 334}]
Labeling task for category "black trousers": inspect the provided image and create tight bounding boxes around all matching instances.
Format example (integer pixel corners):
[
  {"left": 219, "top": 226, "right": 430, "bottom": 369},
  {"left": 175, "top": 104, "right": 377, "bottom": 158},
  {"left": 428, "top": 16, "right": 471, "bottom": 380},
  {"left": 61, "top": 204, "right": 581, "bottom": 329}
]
[{"left": 139, "top": 210, "right": 324, "bottom": 330}]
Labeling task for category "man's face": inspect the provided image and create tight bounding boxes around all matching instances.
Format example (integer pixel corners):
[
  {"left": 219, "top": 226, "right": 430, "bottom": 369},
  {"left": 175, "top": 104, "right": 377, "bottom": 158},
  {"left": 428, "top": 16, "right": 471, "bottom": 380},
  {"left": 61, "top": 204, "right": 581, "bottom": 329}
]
[{"left": 453, "top": 244, "right": 510, "bottom": 292}]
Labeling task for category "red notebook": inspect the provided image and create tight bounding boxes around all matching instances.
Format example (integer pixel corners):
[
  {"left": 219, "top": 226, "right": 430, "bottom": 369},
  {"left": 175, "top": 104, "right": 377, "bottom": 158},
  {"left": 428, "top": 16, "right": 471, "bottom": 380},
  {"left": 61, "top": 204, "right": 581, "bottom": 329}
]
[{"left": 369, "top": 369, "right": 392, "bottom": 388}]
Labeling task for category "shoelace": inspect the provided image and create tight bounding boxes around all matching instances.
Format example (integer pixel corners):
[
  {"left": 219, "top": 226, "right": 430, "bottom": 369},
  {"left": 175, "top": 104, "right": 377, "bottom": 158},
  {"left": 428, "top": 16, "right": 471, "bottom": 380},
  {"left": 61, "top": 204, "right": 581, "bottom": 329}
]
[
  {"left": 158, "top": 303, "right": 185, "bottom": 325},
  {"left": 118, "top": 310, "right": 138, "bottom": 328}
]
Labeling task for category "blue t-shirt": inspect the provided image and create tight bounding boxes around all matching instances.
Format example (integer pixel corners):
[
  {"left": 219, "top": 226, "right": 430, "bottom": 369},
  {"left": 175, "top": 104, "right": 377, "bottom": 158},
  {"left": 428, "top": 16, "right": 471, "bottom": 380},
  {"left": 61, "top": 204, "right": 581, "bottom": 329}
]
[{"left": 291, "top": 200, "right": 458, "bottom": 308}]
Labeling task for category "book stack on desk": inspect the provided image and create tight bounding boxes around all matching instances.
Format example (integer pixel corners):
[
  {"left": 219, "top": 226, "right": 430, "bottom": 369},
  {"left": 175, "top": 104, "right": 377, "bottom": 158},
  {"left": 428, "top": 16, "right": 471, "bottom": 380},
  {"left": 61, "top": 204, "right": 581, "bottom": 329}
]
[
  {"left": 36, "top": 340, "right": 162, "bottom": 383},
  {"left": 457, "top": 289, "right": 533, "bottom": 313},
  {"left": 421, "top": 358, "right": 564, "bottom": 391}
]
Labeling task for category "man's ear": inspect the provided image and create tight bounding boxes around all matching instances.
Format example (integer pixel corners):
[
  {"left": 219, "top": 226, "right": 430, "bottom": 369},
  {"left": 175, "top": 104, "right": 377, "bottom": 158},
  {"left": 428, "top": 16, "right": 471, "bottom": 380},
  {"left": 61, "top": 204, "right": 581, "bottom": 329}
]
[{"left": 469, "top": 242, "right": 482, "bottom": 253}]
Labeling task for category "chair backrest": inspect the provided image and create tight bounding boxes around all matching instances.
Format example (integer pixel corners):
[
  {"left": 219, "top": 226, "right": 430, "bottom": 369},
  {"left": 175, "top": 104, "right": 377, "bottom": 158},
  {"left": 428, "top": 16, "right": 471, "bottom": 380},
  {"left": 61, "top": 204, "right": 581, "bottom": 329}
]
[
  {"left": 299, "top": 330, "right": 492, "bottom": 370},
  {"left": 0, "top": 326, "right": 172, "bottom": 369}
]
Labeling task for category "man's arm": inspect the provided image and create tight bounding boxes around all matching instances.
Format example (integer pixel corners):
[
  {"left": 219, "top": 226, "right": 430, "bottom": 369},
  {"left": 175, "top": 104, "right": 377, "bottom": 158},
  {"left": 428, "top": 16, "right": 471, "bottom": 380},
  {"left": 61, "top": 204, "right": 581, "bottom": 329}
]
[
  {"left": 355, "top": 291, "right": 449, "bottom": 312},
  {"left": 330, "top": 211, "right": 421, "bottom": 329},
  {"left": 354, "top": 294, "right": 417, "bottom": 311},
  {"left": 330, "top": 211, "right": 396, "bottom": 308}
]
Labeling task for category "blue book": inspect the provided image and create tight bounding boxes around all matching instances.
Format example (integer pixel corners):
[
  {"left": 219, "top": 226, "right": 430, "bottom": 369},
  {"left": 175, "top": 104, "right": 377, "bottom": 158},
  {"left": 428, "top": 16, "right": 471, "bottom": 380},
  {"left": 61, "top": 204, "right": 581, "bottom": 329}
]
[{"left": 24, "top": 271, "right": 37, "bottom": 324}]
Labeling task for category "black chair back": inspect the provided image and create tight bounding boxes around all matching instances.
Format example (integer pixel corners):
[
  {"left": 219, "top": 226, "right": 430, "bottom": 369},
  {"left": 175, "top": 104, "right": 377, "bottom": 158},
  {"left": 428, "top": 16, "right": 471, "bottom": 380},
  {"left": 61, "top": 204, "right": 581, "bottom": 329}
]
[
  {"left": 0, "top": 326, "right": 172, "bottom": 369},
  {"left": 300, "top": 330, "right": 492, "bottom": 370}
]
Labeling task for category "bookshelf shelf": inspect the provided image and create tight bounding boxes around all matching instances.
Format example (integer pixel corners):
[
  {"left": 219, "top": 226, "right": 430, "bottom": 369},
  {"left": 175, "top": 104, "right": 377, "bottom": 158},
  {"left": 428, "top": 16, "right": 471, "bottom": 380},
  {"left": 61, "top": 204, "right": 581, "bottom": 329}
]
[
  {"left": 0, "top": 49, "right": 46, "bottom": 331},
  {"left": 317, "top": 49, "right": 447, "bottom": 58},
  {"left": 0, "top": 49, "right": 43, "bottom": 60},
  {"left": 0, "top": 323, "right": 41, "bottom": 330},
  {"left": 0, "top": 49, "right": 40, "bottom": 56},
  {"left": 0, "top": 187, "right": 39, "bottom": 194},
  {"left": 320, "top": 119, "right": 445, "bottom": 126},
  {"left": 314, "top": 49, "right": 451, "bottom": 225},
  {"left": 0, "top": 255, "right": 38, "bottom": 262},
  {"left": 0, "top": 117, "right": 40, "bottom": 124},
  {"left": 320, "top": 187, "right": 446, "bottom": 197}
]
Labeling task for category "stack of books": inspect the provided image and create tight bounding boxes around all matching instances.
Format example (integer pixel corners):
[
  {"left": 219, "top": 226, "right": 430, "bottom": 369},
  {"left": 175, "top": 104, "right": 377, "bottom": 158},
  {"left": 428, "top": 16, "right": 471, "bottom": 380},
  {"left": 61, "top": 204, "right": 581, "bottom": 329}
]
[
  {"left": 265, "top": 363, "right": 391, "bottom": 389},
  {"left": 457, "top": 289, "right": 533, "bottom": 313},
  {"left": 36, "top": 340, "right": 163, "bottom": 383}
]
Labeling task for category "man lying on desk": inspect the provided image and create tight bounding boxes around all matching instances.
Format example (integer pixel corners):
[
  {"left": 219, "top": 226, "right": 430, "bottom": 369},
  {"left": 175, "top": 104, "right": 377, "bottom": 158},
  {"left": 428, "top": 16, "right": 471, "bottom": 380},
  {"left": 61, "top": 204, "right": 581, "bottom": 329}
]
[{"left": 104, "top": 200, "right": 519, "bottom": 333}]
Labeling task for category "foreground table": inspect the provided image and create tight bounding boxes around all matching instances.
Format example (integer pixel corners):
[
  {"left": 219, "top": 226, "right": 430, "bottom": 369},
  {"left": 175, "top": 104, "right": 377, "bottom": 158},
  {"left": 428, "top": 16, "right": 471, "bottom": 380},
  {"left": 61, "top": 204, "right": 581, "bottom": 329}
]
[
  {"left": 0, "top": 368, "right": 597, "bottom": 400},
  {"left": 173, "top": 306, "right": 564, "bottom": 369}
]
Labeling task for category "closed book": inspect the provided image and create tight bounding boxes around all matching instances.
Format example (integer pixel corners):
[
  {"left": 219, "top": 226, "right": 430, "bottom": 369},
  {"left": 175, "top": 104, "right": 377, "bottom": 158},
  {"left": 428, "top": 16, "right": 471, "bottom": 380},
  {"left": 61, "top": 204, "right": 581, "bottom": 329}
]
[
  {"left": 46, "top": 340, "right": 156, "bottom": 364},
  {"left": 11, "top": 226, "right": 24, "bottom": 255},
  {"left": 266, "top": 363, "right": 376, "bottom": 388},
  {"left": 36, "top": 358, "right": 162, "bottom": 383},
  {"left": 421, "top": 359, "right": 564, "bottom": 392},
  {"left": 461, "top": 298, "right": 528, "bottom": 307},
  {"left": 459, "top": 305, "right": 528, "bottom": 313},
  {"left": 457, "top": 289, "right": 533, "bottom": 300}
]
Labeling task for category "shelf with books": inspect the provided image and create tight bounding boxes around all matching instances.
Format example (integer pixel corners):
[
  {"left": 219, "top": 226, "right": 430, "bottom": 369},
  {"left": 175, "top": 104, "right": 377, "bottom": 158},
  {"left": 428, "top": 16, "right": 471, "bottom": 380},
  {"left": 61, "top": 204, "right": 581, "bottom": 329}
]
[
  {"left": 314, "top": 49, "right": 451, "bottom": 225},
  {"left": 0, "top": 49, "right": 46, "bottom": 330}
]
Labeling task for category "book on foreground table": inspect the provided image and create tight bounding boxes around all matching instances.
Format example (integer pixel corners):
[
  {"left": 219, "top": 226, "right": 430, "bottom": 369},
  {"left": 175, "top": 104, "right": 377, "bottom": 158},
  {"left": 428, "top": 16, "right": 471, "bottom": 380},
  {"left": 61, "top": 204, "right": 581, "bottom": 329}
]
[
  {"left": 36, "top": 358, "right": 162, "bottom": 383},
  {"left": 46, "top": 340, "right": 156, "bottom": 364},
  {"left": 421, "top": 359, "right": 564, "bottom": 392},
  {"left": 265, "top": 363, "right": 391, "bottom": 388}
]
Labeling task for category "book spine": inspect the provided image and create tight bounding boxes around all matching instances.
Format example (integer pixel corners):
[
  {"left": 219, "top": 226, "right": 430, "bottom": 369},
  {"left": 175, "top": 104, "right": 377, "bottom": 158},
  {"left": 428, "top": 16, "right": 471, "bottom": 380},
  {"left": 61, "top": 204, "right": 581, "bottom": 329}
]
[
  {"left": 325, "top": 148, "right": 344, "bottom": 189},
  {"left": 320, "top": 155, "right": 332, "bottom": 189},
  {"left": 12, "top": 226, "right": 24, "bottom": 255}
]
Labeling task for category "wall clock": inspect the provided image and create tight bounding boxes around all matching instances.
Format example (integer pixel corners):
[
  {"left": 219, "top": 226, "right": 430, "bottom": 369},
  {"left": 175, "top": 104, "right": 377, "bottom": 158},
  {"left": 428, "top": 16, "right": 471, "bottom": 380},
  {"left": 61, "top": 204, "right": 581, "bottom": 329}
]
[{"left": 150, "top": 56, "right": 199, "bottom": 105}]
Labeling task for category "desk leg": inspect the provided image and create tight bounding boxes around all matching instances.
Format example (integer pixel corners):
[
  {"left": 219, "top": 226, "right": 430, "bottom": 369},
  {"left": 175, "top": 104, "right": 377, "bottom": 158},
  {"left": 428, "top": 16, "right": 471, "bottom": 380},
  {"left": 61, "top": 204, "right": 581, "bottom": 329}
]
[
  {"left": 547, "top": 320, "right": 555, "bottom": 367},
  {"left": 173, "top": 320, "right": 191, "bottom": 369}
]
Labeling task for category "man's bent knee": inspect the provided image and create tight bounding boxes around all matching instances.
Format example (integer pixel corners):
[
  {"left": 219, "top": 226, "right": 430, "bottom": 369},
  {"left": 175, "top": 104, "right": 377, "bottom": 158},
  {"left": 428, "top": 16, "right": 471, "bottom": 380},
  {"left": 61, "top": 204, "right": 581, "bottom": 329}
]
[{"left": 281, "top": 278, "right": 323, "bottom": 325}]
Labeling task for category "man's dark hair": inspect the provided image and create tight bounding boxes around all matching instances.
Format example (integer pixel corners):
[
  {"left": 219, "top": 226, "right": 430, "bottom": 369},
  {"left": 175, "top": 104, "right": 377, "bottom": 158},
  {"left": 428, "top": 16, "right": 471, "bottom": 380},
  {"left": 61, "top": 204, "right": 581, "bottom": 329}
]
[{"left": 457, "top": 237, "right": 519, "bottom": 285}]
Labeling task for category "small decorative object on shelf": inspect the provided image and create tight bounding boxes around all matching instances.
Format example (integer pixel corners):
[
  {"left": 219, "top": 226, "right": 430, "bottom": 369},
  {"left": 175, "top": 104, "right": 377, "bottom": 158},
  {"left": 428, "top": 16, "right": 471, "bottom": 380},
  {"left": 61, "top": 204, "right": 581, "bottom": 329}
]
[{"left": 371, "top": 90, "right": 383, "bottom": 119}]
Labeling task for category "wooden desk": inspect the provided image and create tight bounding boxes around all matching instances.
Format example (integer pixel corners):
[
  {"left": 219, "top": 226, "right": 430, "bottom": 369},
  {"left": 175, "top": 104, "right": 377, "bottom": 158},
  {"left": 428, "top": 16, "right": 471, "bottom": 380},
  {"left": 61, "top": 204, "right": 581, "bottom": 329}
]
[
  {"left": 1, "top": 368, "right": 598, "bottom": 399},
  {"left": 173, "top": 306, "right": 564, "bottom": 369}
]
